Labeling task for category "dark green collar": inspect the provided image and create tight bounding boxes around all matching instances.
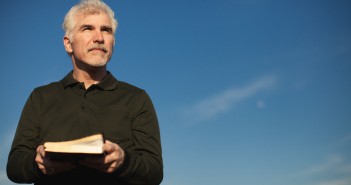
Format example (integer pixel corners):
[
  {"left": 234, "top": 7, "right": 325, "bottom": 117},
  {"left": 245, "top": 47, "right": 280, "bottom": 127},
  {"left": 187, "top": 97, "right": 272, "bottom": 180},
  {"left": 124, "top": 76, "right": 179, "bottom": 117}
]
[{"left": 61, "top": 71, "right": 118, "bottom": 90}]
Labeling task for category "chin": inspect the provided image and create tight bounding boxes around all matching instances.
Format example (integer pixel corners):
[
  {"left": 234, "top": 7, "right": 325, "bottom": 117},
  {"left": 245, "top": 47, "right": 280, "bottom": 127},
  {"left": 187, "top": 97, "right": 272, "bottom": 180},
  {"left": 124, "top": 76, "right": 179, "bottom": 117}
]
[
  {"left": 90, "top": 62, "right": 108, "bottom": 67},
  {"left": 86, "top": 59, "right": 109, "bottom": 67}
]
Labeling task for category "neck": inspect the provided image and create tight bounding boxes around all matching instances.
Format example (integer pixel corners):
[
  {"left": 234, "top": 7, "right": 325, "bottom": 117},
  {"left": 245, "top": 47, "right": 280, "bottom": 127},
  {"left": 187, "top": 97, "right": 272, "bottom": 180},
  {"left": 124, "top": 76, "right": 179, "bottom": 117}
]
[{"left": 72, "top": 66, "right": 107, "bottom": 89}]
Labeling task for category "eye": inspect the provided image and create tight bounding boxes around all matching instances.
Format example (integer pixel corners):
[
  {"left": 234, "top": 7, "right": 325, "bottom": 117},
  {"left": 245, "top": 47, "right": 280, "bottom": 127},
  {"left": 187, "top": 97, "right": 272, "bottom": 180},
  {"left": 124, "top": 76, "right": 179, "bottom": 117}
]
[
  {"left": 102, "top": 27, "right": 113, "bottom": 34},
  {"left": 81, "top": 25, "right": 93, "bottom": 31}
]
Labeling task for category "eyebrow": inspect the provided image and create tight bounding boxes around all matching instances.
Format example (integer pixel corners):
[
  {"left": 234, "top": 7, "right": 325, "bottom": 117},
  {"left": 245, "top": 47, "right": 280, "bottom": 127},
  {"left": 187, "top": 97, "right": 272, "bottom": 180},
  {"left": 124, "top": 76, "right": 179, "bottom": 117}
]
[
  {"left": 79, "top": 24, "right": 112, "bottom": 32},
  {"left": 79, "top": 24, "right": 93, "bottom": 30},
  {"left": 101, "top": 25, "right": 113, "bottom": 32}
]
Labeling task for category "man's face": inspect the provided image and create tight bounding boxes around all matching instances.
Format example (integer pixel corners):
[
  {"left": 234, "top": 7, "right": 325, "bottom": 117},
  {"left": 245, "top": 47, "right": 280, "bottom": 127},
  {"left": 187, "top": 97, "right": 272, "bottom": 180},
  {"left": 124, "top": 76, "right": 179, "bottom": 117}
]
[{"left": 64, "top": 13, "right": 114, "bottom": 67}]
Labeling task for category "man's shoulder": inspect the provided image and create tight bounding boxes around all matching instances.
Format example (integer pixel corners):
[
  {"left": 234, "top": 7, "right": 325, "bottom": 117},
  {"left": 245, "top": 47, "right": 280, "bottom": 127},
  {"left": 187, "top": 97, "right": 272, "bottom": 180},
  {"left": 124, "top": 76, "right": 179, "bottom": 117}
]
[
  {"left": 32, "top": 81, "right": 63, "bottom": 94},
  {"left": 116, "top": 80, "right": 145, "bottom": 94}
]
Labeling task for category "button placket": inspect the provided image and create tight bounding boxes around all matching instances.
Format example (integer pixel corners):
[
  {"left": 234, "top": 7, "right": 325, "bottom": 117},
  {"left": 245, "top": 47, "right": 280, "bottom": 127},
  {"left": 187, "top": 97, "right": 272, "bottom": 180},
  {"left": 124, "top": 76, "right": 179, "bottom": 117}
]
[{"left": 81, "top": 92, "right": 88, "bottom": 110}]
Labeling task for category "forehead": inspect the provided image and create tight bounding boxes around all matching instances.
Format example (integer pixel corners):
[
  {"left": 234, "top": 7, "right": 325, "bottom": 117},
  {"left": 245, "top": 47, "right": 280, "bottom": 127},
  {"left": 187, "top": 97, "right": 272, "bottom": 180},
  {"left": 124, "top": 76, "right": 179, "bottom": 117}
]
[{"left": 75, "top": 13, "right": 112, "bottom": 27}]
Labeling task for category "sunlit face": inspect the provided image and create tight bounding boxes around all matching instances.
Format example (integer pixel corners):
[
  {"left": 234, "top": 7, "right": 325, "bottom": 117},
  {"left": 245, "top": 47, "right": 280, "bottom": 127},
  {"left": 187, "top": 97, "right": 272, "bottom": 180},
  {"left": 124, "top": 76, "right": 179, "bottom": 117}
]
[{"left": 64, "top": 13, "right": 114, "bottom": 67}]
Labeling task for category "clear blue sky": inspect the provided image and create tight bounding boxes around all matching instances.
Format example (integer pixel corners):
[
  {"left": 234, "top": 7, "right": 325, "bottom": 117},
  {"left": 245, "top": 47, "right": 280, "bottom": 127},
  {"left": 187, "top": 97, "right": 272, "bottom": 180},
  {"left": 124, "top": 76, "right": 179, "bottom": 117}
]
[{"left": 1, "top": 0, "right": 351, "bottom": 185}]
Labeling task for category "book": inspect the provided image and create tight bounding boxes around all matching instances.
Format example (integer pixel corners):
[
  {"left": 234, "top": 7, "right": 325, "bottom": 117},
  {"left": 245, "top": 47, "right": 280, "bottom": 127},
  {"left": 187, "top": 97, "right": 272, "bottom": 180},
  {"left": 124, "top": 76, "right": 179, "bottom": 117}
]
[{"left": 44, "top": 133, "right": 105, "bottom": 161}]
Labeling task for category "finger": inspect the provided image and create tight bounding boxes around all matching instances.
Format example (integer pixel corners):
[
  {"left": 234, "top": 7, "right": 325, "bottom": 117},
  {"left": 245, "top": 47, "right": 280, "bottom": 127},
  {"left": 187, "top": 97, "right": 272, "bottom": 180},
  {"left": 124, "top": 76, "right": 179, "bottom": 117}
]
[
  {"left": 101, "top": 164, "right": 118, "bottom": 173},
  {"left": 80, "top": 140, "right": 125, "bottom": 173},
  {"left": 103, "top": 140, "right": 115, "bottom": 154},
  {"left": 103, "top": 141, "right": 124, "bottom": 163},
  {"left": 103, "top": 140, "right": 123, "bottom": 155},
  {"left": 35, "top": 153, "right": 44, "bottom": 165},
  {"left": 36, "top": 145, "right": 46, "bottom": 158},
  {"left": 37, "top": 163, "right": 45, "bottom": 171},
  {"left": 37, "top": 158, "right": 76, "bottom": 175}
]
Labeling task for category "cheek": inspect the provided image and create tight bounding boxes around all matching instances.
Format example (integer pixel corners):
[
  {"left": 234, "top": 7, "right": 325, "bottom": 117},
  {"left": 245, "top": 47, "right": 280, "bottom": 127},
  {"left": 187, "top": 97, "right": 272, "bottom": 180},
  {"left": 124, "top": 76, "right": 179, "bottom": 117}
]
[
  {"left": 106, "top": 44, "right": 114, "bottom": 56},
  {"left": 72, "top": 43, "right": 86, "bottom": 54},
  {"left": 72, "top": 36, "right": 90, "bottom": 50},
  {"left": 106, "top": 36, "right": 115, "bottom": 47}
]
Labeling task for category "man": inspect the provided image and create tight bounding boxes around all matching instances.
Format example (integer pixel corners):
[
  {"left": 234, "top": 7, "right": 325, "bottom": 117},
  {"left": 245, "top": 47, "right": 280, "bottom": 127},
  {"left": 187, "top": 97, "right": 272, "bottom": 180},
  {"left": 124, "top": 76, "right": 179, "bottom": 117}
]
[{"left": 6, "top": 0, "right": 163, "bottom": 185}]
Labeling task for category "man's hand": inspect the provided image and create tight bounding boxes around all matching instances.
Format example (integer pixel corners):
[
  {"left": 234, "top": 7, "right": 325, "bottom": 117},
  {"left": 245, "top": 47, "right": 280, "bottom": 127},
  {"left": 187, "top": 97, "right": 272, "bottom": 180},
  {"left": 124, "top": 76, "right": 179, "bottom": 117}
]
[
  {"left": 35, "top": 145, "right": 76, "bottom": 175},
  {"left": 79, "top": 140, "right": 125, "bottom": 173}
]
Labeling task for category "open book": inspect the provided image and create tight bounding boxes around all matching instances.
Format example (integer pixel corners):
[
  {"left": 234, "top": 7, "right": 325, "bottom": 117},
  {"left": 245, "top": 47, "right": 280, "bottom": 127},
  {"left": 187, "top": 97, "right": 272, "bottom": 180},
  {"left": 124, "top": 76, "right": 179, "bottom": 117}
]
[{"left": 44, "top": 133, "right": 105, "bottom": 161}]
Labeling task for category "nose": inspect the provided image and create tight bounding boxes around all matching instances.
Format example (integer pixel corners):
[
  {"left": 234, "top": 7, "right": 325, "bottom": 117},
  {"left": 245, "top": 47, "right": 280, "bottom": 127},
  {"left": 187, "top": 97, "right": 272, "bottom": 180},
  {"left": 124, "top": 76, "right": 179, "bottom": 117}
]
[{"left": 93, "top": 30, "right": 104, "bottom": 43}]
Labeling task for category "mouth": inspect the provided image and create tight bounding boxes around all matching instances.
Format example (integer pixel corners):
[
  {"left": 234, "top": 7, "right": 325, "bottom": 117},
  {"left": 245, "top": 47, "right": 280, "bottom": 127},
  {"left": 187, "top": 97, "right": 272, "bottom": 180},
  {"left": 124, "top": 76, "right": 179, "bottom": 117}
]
[{"left": 88, "top": 46, "right": 108, "bottom": 53}]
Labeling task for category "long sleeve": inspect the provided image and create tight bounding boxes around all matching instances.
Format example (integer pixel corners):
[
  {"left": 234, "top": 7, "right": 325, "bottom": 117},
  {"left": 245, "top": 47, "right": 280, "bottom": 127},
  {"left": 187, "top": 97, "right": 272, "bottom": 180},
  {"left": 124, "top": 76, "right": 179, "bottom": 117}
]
[
  {"left": 7, "top": 91, "right": 42, "bottom": 183},
  {"left": 116, "top": 91, "right": 163, "bottom": 185}
]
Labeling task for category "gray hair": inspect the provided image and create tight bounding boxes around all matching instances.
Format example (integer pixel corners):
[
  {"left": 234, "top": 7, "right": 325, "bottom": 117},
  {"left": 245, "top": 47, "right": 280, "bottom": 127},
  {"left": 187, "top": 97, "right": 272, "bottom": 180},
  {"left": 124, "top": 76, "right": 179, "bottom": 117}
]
[{"left": 62, "top": 0, "right": 118, "bottom": 40}]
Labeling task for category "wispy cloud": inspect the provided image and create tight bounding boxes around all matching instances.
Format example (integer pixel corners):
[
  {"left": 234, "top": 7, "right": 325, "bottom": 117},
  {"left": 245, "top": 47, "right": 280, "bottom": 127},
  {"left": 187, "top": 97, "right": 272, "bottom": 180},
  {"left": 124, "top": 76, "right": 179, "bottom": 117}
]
[
  {"left": 300, "top": 133, "right": 351, "bottom": 185},
  {"left": 180, "top": 75, "right": 276, "bottom": 123},
  {"left": 303, "top": 154, "right": 344, "bottom": 176},
  {"left": 314, "top": 178, "right": 351, "bottom": 185}
]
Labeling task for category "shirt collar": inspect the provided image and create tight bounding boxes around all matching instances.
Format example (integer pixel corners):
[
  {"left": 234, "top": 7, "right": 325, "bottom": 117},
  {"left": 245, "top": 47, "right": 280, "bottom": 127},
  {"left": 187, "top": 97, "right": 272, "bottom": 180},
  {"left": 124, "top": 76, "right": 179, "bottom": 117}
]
[
  {"left": 61, "top": 71, "right": 119, "bottom": 90},
  {"left": 96, "top": 71, "right": 119, "bottom": 90}
]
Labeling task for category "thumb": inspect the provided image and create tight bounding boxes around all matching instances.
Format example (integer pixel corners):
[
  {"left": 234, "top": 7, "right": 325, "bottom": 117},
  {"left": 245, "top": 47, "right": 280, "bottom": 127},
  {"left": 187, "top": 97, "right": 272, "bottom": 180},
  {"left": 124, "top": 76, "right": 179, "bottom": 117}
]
[{"left": 36, "top": 145, "right": 46, "bottom": 157}]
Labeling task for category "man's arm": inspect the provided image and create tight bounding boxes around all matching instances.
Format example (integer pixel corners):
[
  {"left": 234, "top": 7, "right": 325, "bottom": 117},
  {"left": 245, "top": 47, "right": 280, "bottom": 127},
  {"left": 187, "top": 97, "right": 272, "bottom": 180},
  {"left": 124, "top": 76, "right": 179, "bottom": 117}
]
[
  {"left": 75, "top": 90, "right": 163, "bottom": 184},
  {"left": 116, "top": 91, "right": 163, "bottom": 184},
  {"left": 7, "top": 92, "right": 42, "bottom": 183}
]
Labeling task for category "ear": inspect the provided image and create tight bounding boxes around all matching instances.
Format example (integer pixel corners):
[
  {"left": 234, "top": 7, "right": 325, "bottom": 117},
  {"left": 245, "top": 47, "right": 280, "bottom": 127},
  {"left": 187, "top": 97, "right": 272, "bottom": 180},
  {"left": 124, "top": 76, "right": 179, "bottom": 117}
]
[{"left": 63, "top": 36, "right": 73, "bottom": 53}]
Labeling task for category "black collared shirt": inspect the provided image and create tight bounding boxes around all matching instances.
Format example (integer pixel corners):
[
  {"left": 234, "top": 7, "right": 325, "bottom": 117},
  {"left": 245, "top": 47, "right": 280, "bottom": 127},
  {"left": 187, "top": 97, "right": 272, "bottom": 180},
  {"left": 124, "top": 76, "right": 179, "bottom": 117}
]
[{"left": 7, "top": 71, "right": 163, "bottom": 185}]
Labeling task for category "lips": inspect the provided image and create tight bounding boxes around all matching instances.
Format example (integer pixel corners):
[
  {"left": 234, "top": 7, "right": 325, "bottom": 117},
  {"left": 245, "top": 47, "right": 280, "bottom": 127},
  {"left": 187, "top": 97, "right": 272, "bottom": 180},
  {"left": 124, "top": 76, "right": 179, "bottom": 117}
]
[{"left": 88, "top": 46, "right": 108, "bottom": 53}]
